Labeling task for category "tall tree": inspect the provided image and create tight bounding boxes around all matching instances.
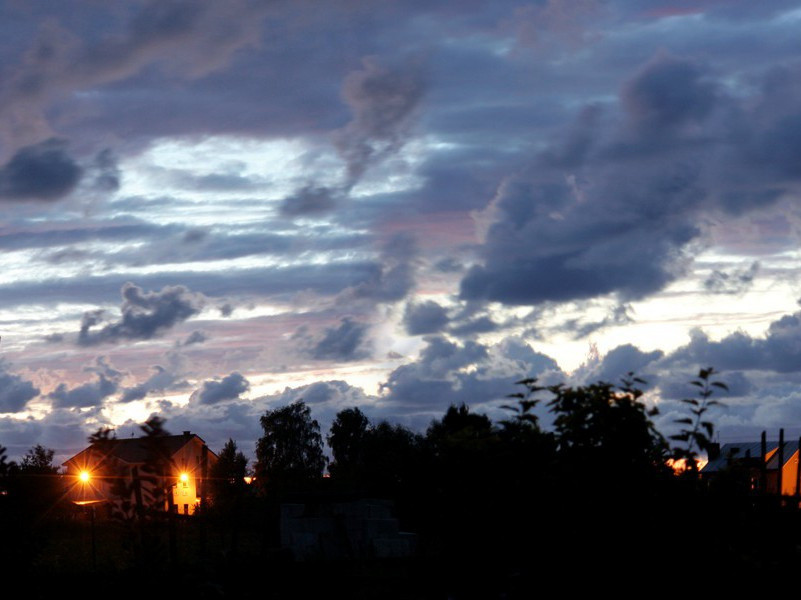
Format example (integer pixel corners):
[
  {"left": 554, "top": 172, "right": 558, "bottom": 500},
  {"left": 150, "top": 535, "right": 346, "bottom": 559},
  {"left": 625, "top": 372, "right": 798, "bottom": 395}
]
[
  {"left": 327, "top": 407, "right": 370, "bottom": 480},
  {"left": 255, "top": 400, "right": 326, "bottom": 489}
]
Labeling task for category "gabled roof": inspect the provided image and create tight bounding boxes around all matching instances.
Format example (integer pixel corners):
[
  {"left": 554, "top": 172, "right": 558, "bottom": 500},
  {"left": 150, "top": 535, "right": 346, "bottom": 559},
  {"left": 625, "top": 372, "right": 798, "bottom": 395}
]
[
  {"left": 64, "top": 432, "right": 212, "bottom": 466},
  {"left": 766, "top": 441, "right": 798, "bottom": 470},
  {"left": 702, "top": 441, "right": 796, "bottom": 473}
]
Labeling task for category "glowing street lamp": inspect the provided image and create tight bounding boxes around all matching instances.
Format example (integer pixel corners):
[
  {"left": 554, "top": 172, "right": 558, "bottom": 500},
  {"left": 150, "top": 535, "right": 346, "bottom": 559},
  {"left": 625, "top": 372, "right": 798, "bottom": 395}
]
[
  {"left": 179, "top": 473, "right": 189, "bottom": 483},
  {"left": 79, "top": 470, "right": 91, "bottom": 483}
]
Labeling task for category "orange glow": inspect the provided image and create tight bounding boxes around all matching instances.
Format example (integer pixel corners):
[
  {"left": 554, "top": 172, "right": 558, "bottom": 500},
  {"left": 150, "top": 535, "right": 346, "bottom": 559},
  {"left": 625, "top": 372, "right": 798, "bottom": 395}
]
[
  {"left": 179, "top": 473, "right": 189, "bottom": 483},
  {"left": 243, "top": 476, "right": 254, "bottom": 485},
  {"left": 79, "top": 471, "right": 91, "bottom": 483},
  {"left": 666, "top": 457, "right": 707, "bottom": 474}
]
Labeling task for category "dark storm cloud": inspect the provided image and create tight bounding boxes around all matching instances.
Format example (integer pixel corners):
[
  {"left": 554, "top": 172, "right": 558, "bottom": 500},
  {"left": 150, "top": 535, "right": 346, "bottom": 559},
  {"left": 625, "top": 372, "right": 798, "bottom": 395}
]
[
  {"left": 460, "top": 50, "right": 801, "bottom": 307},
  {"left": 0, "top": 364, "right": 40, "bottom": 413},
  {"left": 192, "top": 372, "right": 250, "bottom": 405},
  {"left": 49, "top": 357, "right": 122, "bottom": 408},
  {"left": 78, "top": 282, "right": 204, "bottom": 346},
  {"left": 0, "top": 139, "right": 82, "bottom": 200},
  {"left": 403, "top": 300, "right": 449, "bottom": 335},
  {"left": 310, "top": 318, "right": 371, "bottom": 362}
]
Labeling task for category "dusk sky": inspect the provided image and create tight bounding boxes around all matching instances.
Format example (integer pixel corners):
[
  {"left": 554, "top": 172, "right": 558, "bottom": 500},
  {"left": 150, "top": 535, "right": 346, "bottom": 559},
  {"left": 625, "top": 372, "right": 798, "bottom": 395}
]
[{"left": 2, "top": 0, "right": 801, "bottom": 463}]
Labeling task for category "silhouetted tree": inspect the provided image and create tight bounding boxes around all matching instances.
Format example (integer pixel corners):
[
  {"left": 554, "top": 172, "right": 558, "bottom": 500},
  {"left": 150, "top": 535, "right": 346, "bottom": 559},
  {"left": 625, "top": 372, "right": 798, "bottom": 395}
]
[
  {"left": 426, "top": 403, "right": 493, "bottom": 445},
  {"left": 255, "top": 400, "right": 326, "bottom": 491},
  {"left": 547, "top": 377, "right": 668, "bottom": 476},
  {"left": 327, "top": 407, "right": 370, "bottom": 480},
  {"left": 19, "top": 444, "right": 58, "bottom": 474},
  {"left": 210, "top": 438, "right": 248, "bottom": 504},
  {"left": 359, "top": 421, "right": 424, "bottom": 498}
]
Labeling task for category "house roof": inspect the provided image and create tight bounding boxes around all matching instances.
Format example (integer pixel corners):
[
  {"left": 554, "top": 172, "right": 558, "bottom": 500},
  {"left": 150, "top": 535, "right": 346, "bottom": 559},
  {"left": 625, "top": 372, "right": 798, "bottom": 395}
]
[
  {"left": 702, "top": 441, "right": 798, "bottom": 473},
  {"left": 64, "top": 432, "right": 214, "bottom": 467}
]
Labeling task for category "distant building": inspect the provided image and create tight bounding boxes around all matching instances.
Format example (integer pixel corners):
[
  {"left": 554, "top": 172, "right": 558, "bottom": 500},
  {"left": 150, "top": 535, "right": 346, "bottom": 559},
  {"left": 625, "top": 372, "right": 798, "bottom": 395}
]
[
  {"left": 701, "top": 439, "right": 801, "bottom": 496},
  {"left": 63, "top": 431, "right": 217, "bottom": 516}
]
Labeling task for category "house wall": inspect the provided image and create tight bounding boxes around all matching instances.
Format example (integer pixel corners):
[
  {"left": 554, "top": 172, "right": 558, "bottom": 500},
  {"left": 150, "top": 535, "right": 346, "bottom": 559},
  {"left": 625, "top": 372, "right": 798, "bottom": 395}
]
[
  {"left": 170, "top": 438, "right": 207, "bottom": 515},
  {"left": 782, "top": 450, "right": 800, "bottom": 496}
]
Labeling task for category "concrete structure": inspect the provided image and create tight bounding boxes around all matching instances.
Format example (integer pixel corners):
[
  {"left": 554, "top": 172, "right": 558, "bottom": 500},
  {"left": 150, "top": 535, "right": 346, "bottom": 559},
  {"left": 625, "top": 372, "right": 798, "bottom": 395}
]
[
  {"left": 63, "top": 431, "right": 217, "bottom": 516},
  {"left": 280, "top": 498, "right": 416, "bottom": 561}
]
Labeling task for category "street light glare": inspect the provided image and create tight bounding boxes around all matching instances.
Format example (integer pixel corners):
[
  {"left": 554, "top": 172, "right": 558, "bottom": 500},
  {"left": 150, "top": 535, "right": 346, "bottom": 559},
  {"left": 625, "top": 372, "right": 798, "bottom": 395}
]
[
  {"left": 179, "top": 473, "right": 189, "bottom": 483},
  {"left": 79, "top": 471, "right": 90, "bottom": 482}
]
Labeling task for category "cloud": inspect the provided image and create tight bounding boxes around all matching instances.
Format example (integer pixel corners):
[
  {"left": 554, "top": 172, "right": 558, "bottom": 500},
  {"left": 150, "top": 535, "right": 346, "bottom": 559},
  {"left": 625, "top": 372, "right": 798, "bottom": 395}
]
[
  {"left": 403, "top": 300, "right": 449, "bottom": 335},
  {"left": 343, "top": 233, "right": 417, "bottom": 303},
  {"left": 459, "top": 51, "right": 801, "bottom": 307},
  {"left": 0, "top": 1, "right": 269, "bottom": 148},
  {"left": 703, "top": 261, "right": 760, "bottom": 294},
  {"left": 280, "top": 185, "right": 340, "bottom": 217},
  {"left": 192, "top": 372, "right": 250, "bottom": 405},
  {"left": 379, "top": 335, "right": 564, "bottom": 420},
  {"left": 0, "top": 364, "right": 40, "bottom": 413},
  {"left": 449, "top": 316, "right": 498, "bottom": 337},
  {"left": 334, "top": 56, "right": 425, "bottom": 186},
  {"left": 180, "top": 330, "right": 208, "bottom": 346},
  {"left": 88, "top": 149, "right": 121, "bottom": 192},
  {"left": 620, "top": 52, "right": 719, "bottom": 134},
  {"left": 0, "top": 139, "right": 82, "bottom": 200},
  {"left": 576, "top": 343, "right": 664, "bottom": 387},
  {"left": 78, "top": 282, "right": 204, "bottom": 346},
  {"left": 49, "top": 356, "right": 122, "bottom": 408},
  {"left": 667, "top": 310, "right": 801, "bottom": 374},
  {"left": 120, "top": 365, "right": 179, "bottom": 403},
  {"left": 310, "top": 317, "right": 372, "bottom": 362}
]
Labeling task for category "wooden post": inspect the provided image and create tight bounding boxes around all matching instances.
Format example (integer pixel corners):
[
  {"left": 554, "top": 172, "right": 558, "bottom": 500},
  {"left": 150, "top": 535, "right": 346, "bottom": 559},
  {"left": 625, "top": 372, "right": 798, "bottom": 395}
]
[
  {"left": 795, "top": 437, "right": 801, "bottom": 497},
  {"left": 761, "top": 431, "right": 767, "bottom": 495}
]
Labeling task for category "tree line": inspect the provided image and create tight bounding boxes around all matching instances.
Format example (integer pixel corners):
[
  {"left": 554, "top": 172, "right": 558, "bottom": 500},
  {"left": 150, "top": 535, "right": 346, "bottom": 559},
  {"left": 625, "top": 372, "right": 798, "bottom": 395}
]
[{"left": 5, "top": 367, "right": 798, "bottom": 595}]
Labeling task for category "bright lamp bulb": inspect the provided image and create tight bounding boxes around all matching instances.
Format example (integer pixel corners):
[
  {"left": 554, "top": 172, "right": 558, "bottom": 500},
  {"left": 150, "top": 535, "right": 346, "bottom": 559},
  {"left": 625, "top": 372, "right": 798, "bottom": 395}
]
[
  {"left": 79, "top": 471, "right": 90, "bottom": 482},
  {"left": 179, "top": 473, "right": 189, "bottom": 483}
]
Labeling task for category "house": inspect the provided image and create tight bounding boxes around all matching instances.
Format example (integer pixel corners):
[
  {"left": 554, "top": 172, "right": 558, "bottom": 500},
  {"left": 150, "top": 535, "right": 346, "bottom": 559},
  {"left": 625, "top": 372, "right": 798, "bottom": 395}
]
[
  {"left": 701, "top": 437, "right": 801, "bottom": 496},
  {"left": 63, "top": 430, "right": 217, "bottom": 516}
]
